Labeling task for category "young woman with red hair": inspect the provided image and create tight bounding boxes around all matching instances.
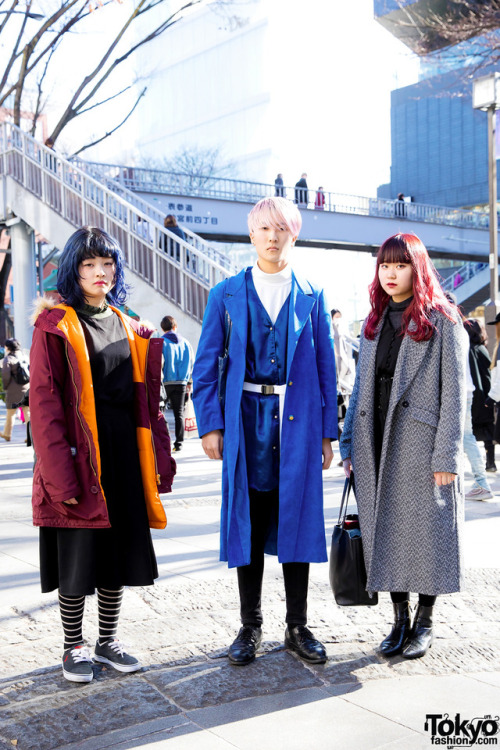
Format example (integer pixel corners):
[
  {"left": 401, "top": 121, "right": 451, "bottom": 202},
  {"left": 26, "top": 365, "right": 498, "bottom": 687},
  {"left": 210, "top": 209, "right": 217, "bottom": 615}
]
[{"left": 340, "top": 233, "right": 467, "bottom": 659}]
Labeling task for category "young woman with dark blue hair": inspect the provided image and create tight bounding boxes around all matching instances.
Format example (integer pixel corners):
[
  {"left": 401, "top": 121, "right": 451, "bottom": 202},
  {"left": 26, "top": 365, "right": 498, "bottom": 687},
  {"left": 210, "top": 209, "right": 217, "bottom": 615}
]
[{"left": 30, "top": 226, "right": 175, "bottom": 683}]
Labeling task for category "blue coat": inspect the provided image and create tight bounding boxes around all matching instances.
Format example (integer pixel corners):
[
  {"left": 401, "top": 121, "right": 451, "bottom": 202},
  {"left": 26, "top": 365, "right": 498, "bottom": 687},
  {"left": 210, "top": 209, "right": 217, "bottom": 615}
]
[{"left": 193, "top": 267, "right": 338, "bottom": 568}]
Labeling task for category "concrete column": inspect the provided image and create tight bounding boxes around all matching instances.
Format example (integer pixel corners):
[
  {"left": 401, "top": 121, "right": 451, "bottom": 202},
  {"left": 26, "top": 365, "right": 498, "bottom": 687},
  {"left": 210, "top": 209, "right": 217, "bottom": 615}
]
[{"left": 10, "top": 219, "right": 36, "bottom": 349}]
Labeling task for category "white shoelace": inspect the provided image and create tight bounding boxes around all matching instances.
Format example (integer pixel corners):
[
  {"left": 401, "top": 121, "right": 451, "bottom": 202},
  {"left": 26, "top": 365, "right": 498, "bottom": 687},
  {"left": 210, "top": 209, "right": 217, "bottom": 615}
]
[
  {"left": 106, "top": 639, "right": 127, "bottom": 656},
  {"left": 71, "top": 646, "right": 93, "bottom": 663}
]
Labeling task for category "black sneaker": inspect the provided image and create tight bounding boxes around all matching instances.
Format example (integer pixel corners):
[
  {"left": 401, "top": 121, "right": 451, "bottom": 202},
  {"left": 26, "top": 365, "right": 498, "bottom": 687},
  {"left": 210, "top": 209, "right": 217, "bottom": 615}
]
[
  {"left": 62, "top": 645, "right": 93, "bottom": 683},
  {"left": 93, "top": 639, "right": 141, "bottom": 673}
]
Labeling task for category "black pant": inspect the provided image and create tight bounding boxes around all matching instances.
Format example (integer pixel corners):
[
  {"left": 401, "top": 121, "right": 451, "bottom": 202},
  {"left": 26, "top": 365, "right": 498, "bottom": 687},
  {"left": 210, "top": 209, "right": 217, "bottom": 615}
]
[
  {"left": 165, "top": 384, "right": 186, "bottom": 447},
  {"left": 237, "top": 488, "right": 309, "bottom": 626}
]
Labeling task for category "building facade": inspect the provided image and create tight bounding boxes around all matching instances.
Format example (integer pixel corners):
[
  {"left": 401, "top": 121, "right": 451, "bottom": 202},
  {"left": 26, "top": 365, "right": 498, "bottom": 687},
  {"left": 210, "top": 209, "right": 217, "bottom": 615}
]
[{"left": 375, "top": 0, "right": 500, "bottom": 207}]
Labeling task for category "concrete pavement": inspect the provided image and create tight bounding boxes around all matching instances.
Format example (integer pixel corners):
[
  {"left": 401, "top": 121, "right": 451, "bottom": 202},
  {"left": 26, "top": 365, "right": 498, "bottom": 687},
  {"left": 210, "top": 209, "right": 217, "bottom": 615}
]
[{"left": 0, "top": 401, "right": 499, "bottom": 750}]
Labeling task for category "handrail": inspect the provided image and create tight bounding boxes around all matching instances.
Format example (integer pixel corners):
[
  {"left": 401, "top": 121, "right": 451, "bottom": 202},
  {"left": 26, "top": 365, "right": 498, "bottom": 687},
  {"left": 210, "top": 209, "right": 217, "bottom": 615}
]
[
  {"left": 0, "top": 123, "right": 235, "bottom": 324},
  {"left": 441, "top": 261, "right": 489, "bottom": 293},
  {"left": 72, "top": 159, "right": 491, "bottom": 231},
  {"left": 70, "top": 157, "right": 237, "bottom": 273}
]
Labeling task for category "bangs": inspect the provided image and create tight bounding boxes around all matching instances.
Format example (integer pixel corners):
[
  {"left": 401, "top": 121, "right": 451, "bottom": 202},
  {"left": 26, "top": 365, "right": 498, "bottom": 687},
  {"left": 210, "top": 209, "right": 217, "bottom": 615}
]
[
  {"left": 377, "top": 235, "right": 412, "bottom": 265},
  {"left": 247, "top": 197, "right": 302, "bottom": 236},
  {"left": 78, "top": 228, "right": 120, "bottom": 262}
]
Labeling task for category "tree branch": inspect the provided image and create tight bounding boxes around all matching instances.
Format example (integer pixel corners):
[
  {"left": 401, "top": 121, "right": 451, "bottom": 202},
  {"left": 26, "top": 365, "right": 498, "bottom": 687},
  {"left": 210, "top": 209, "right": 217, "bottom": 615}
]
[
  {"left": 76, "top": 84, "right": 134, "bottom": 116},
  {"left": 69, "top": 87, "right": 147, "bottom": 158}
]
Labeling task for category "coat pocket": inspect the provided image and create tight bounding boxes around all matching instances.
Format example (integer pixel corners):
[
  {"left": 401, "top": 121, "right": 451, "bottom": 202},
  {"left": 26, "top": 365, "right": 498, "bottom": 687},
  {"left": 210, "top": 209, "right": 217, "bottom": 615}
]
[{"left": 410, "top": 405, "right": 439, "bottom": 428}]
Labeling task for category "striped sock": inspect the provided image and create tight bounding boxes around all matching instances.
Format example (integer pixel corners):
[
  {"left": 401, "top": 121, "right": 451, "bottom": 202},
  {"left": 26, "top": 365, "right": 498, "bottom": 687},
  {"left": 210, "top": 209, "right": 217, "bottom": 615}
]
[
  {"left": 97, "top": 587, "right": 124, "bottom": 646},
  {"left": 59, "top": 592, "right": 86, "bottom": 651}
]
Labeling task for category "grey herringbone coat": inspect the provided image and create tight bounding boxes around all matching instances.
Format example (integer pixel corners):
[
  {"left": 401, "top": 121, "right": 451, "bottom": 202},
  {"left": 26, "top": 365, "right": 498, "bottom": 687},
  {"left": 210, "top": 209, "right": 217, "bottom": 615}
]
[{"left": 340, "top": 309, "right": 467, "bottom": 595}]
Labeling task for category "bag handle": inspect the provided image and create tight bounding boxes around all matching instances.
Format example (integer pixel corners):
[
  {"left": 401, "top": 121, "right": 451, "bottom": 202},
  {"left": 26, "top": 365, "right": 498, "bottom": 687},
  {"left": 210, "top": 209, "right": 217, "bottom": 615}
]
[{"left": 337, "top": 473, "right": 354, "bottom": 528}]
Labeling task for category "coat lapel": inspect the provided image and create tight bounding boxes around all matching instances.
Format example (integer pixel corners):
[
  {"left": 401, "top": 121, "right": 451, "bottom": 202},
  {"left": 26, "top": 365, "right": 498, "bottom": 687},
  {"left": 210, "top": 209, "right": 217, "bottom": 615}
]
[
  {"left": 286, "top": 271, "right": 315, "bottom": 381},
  {"left": 389, "top": 322, "right": 432, "bottom": 408},
  {"left": 223, "top": 269, "right": 248, "bottom": 354}
]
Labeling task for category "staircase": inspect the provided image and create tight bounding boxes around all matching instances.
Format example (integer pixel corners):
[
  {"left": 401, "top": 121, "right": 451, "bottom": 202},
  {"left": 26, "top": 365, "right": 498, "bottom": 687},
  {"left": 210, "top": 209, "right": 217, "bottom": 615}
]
[
  {"left": 441, "top": 262, "right": 492, "bottom": 312},
  {"left": 0, "top": 123, "right": 236, "bottom": 344}
]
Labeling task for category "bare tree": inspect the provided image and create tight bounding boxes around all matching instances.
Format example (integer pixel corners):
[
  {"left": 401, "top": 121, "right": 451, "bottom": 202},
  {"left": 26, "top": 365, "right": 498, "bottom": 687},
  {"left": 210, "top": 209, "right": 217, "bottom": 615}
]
[
  {"left": 0, "top": 0, "right": 210, "bottom": 151},
  {"left": 383, "top": 1, "right": 500, "bottom": 69},
  {"left": 139, "top": 145, "right": 237, "bottom": 188}
]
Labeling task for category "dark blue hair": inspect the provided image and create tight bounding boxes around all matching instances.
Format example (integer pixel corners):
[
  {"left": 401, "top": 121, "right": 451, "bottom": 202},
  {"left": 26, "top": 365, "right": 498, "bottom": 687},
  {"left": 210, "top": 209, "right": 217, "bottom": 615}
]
[{"left": 57, "top": 226, "right": 129, "bottom": 308}]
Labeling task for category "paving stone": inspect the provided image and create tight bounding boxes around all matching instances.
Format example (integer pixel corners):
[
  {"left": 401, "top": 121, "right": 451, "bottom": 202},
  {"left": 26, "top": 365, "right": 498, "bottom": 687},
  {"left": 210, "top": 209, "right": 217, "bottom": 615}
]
[
  {"left": 145, "top": 651, "right": 324, "bottom": 709},
  {"left": 0, "top": 680, "right": 180, "bottom": 750}
]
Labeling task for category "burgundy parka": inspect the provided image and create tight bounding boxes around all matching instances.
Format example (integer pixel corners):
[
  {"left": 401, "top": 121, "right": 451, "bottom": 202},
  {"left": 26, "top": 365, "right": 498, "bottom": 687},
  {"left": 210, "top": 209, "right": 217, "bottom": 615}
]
[{"left": 30, "top": 301, "right": 175, "bottom": 529}]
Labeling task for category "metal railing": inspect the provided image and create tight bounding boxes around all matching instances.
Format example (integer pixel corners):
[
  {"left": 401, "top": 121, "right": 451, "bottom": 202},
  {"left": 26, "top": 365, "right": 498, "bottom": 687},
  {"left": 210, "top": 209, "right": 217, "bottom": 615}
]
[
  {"left": 70, "top": 157, "right": 237, "bottom": 274},
  {"left": 441, "top": 261, "right": 489, "bottom": 293},
  {"left": 0, "top": 124, "right": 235, "bottom": 324},
  {"left": 73, "top": 160, "right": 491, "bottom": 231}
]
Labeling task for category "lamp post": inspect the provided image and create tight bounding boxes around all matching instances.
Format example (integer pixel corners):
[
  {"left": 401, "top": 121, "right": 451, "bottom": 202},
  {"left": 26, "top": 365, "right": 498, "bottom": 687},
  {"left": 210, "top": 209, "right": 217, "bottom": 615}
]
[{"left": 473, "top": 73, "right": 500, "bottom": 335}]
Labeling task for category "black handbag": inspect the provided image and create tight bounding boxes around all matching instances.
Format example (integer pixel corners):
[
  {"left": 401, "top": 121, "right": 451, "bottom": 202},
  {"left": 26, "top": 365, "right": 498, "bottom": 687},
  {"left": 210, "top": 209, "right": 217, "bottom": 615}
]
[
  {"left": 329, "top": 474, "right": 378, "bottom": 607},
  {"left": 217, "top": 309, "right": 232, "bottom": 411}
]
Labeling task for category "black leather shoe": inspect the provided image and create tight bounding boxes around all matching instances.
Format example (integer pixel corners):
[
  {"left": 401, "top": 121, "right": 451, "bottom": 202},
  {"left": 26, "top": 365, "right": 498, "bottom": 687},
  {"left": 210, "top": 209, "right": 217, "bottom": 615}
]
[
  {"left": 228, "top": 625, "right": 262, "bottom": 665},
  {"left": 284, "top": 625, "right": 327, "bottom": 664},
  {"left": 402, "top": 604, "right": 434, "bottom": 659},
  {"left": 379, "top": 601, "right": 411, "bottom": 657}
]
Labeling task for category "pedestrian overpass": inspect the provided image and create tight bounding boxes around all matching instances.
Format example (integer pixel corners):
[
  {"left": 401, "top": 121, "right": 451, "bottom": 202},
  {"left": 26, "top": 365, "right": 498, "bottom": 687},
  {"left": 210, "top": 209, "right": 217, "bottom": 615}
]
[
  {"left": 0, "top": 124, "right": 496, "bottom": 350},
  {"left": 73, "top": 160, "right": 491, "bottom": 262}
]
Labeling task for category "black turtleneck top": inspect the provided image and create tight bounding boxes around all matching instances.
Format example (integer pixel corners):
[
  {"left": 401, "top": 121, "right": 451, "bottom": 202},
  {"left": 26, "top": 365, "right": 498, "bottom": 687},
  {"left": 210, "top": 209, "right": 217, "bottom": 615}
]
[{"left": 374, "top": 295, "right": 413, "bottom": 466}]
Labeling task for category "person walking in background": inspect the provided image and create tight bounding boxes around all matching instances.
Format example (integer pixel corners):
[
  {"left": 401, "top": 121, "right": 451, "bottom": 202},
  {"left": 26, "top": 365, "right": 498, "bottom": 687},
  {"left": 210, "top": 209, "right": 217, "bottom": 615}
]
[
  {"left": 30, "top": 227, "right": 175, "bottom": 684},
  {"left": 193, "top": 196, "right": 337, "bottom": 667},
  {"left": 0, "top": 338, "right": 30, "bottom": 442},
  {"left": 161, "top": 315, "right": 194, "bottom": 452},
  {"left": 340, "top": 233, "right": 467, "bottom": 660},
  {"left": 395, "top": 192, "right": 406, "bottom": 217},
  {"left": 314, "top": 187, "right": 325, "bottom": 210},
  {"left": 484, "top": 312, "right": 500, "bottom": 469},
  {"left": 160, "top": 215, "right": 187, "bottom": 265},
  {"left": 466, "top": 318, "right": 496, "bottom": 475},
  {"left": 274, "top": 173, "right": 285, "bottom": 197},
  {"left": 294, "top": 173, "right": 308, "bottom": 207},
  {"left": 163, "top": 214, "right": 186, "bottom": 242},
  {"left": 462, "top": 319, "right": 494, "bottom": 500},
  {"left": 331, "top": 309, "right": 356, "bottom": 415}
]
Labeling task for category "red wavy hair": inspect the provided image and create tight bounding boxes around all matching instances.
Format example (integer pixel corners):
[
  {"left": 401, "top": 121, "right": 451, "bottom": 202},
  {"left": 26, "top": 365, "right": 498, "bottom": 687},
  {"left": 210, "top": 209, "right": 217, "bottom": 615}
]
[{"left": 364, "top": 234, "right": 456, "bottom": 342}]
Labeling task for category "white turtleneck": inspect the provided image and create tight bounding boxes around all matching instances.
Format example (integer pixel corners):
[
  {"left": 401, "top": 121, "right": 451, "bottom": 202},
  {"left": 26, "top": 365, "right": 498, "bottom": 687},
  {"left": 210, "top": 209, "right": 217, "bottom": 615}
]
[{"left": 251, "top": 262, "right": 292, "bottom": 324}]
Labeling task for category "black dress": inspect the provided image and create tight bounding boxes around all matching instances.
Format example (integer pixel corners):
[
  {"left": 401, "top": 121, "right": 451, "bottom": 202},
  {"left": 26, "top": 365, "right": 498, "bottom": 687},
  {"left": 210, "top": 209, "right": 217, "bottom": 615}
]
[
  {"left": 40, "top": 308, "right": 158, "bottom": 595},
  {"left": 374, "top": 296, "right": 413, "bottom": 469}
]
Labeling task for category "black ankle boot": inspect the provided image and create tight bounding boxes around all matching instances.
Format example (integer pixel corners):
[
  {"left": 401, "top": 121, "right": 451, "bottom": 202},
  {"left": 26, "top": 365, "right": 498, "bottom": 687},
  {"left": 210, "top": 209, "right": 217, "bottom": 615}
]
[
  {"left": 379, "top": 601, "right": 411, "bottom": 656},
  {"left": 402, "top": 604, "right": 434, "bottom": 659},
  {"left": 486, "top": 444, "right": 497, "bottom": 473}
]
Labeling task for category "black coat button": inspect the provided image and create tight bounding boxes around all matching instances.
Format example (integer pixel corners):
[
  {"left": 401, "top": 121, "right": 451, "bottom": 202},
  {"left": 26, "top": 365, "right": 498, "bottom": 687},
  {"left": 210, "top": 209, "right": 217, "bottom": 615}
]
[
  {"left": 90, "top": 486, "right": 98, "bottom": 494},
  {"left": 402, "top": 400, "right": 409, "bottom": 408},
  {"left": 360, "top": 410, "right": 366, "bottom": 416}
]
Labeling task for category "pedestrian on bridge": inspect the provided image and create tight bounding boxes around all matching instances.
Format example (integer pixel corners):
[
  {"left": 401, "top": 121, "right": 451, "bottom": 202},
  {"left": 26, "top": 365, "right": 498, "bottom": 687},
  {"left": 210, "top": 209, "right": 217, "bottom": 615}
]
[
  {"left": 29, "top": 227, "right": 175, "bottom": 684},
  {"left": 340, "top": 232, "right": 467, "bottom": 660},
  {"left": 294, "top": 173, "right": 308, "bottom": 207},
  {"left": 193, "top": 196, "right": 337, "bottom": 666}
]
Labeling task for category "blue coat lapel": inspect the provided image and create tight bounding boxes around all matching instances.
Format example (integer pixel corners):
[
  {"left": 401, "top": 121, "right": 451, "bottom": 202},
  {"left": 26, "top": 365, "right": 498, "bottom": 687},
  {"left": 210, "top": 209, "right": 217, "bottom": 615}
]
[
  {"left": 223, "top": 269, "right": 248, "bottom": 352},
  {"left": 286, "top": 271, "right": 315, "bottom": 381}
]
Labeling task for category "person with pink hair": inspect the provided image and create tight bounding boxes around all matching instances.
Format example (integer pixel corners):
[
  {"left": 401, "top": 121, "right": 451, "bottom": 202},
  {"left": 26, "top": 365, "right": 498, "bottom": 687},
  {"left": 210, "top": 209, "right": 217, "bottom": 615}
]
[
  {"left": 340, "top": 233, "right": 467, "bottom": 660},
  {"left": 193, "top": 196, "right": 338, "bottom": 667}
]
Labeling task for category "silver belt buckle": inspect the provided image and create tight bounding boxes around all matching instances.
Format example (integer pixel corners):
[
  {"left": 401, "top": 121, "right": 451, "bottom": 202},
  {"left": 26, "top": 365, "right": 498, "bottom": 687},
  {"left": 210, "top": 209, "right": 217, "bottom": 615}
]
[{"left": 261, "top": 385, "right": 275, "bottom": 395}]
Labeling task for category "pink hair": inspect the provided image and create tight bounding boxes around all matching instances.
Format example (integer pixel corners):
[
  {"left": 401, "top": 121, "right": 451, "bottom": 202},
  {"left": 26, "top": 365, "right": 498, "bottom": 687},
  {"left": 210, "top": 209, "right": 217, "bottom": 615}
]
[
  {"left": 247, "top": 197, "right": 302, "bottom": 237},
  {"left": 364, "top": 233, "right": 456, "bottom": 342}
]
